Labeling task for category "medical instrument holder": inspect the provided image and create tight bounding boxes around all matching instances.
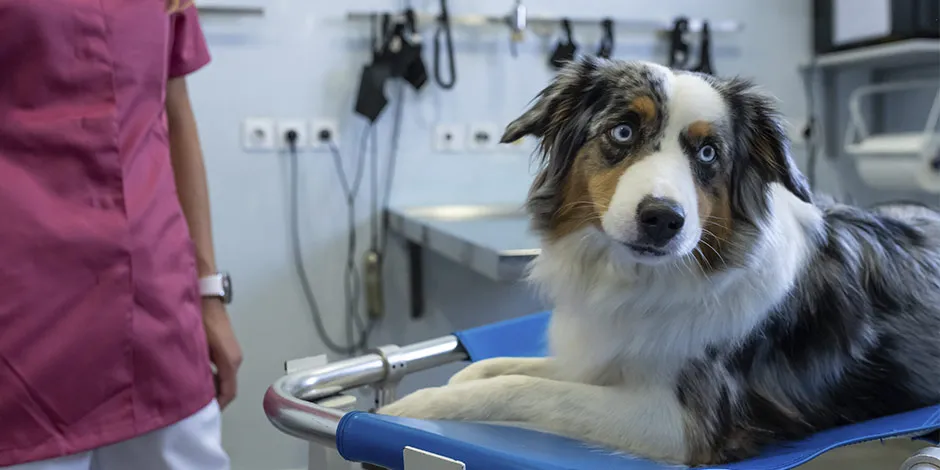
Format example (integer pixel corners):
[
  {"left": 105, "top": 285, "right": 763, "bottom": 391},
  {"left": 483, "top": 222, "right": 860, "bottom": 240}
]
[
  {"left": 841, "top": 79, "right": 940, "bottom": 193},
  {"left": 844, "top": 79, "right": 940, "bottom": 153}
]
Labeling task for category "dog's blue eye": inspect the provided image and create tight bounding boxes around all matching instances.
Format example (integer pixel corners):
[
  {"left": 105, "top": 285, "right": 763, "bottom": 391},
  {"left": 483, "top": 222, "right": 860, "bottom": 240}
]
[
  {"left": 609, "top": 124, "right": 634, "bottom": 143},
  {"left": 697, "top": 144, "right": 717, "bottom": 163}
]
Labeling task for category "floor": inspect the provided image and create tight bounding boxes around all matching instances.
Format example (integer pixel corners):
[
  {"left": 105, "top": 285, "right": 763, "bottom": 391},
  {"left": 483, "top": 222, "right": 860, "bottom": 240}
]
[{"left": 799, "top": 438, "right": 925, "bottom": 469}]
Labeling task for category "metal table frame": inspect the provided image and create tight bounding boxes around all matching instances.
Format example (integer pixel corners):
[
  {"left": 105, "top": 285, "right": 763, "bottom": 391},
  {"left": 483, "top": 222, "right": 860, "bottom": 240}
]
[{"left": 264, "top": 334, "right": 940, "bottom": 470}]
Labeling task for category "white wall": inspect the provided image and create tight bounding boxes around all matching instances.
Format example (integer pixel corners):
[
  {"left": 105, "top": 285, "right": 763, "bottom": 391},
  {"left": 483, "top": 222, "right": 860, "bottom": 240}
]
[{"left": 186, "top": 1, "right": 814, "bottom": 469}]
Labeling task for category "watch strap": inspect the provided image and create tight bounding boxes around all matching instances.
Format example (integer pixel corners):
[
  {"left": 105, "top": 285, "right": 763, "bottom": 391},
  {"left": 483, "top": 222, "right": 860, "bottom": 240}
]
[{"left": 199, "top": 273, "right": 226, "bottom": 298}]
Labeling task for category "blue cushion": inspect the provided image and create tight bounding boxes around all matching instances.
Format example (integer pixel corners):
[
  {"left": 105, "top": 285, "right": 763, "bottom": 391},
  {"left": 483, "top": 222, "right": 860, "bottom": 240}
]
[{"left": 453, "top": 311, "right": 551, "bottom": 360}]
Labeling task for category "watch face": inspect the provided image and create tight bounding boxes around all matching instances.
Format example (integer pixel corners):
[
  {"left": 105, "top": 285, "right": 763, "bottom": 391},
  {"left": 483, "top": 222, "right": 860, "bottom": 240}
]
[{"left": 222, "top": 273, "right": 233, "bottom": 304}]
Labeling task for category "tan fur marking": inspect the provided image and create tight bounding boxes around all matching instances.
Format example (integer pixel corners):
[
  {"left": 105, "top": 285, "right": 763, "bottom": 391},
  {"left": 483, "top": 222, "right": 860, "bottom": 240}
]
[
  {"left": 631, "top": 96, "right": 657, "bottom": 122},
  {"left": 754, "top": 133, "right": 785, "bottom": 174},
  {"left": 549, "top": 143, "right": 639, "bottom": 240},
  {"left": 693, "top": 186, "right": 733, "bottom": 272},
  {"left": 687, "top": 121, "right": 713, "bottom": 140}
]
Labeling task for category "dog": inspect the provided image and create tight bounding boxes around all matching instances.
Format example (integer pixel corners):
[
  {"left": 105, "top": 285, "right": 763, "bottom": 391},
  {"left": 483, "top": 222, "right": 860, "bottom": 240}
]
[{"left": 378, "top": 57, "right": 940, "bottom": 466}]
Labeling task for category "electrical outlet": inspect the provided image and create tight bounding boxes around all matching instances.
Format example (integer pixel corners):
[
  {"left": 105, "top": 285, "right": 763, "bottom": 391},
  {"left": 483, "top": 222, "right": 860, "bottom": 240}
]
[
  {"left": 434, "top": 124, "right": 465, "bottom": 152},
  {"left": 242, "top": 118, "right": 276, "bottom": 151},
  {"left": 466, "top": 122, "right": 500, "bottom": 152},
  {"left": 310, "top": 119, "right": 340, "bottom": 151},
  {"left": 277, "top": 119, "right": 309, "bottom": 151}
]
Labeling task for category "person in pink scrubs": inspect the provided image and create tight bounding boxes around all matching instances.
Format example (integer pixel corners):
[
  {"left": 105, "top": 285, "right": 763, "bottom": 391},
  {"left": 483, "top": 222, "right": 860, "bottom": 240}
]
[{"left": 0, "top": 1, "right": 242, "bottom": 468}]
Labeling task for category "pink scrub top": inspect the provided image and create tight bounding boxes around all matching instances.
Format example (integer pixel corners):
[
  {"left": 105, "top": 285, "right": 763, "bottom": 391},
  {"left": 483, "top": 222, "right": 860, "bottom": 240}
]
[{"left": 0, "top": 1, "right": 216, "bottom": 466}]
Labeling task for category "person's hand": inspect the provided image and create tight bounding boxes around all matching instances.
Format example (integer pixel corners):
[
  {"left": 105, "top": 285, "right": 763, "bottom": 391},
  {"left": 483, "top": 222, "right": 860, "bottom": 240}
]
[{"left": 202, "top": 298, "right": 242, "bottom": 410}]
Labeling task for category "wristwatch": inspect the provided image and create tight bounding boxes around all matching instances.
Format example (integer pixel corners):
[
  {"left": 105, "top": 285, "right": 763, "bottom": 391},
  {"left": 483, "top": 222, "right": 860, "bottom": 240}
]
[{"left": 199, "top": 272, "right": 233, "bottom": 305}]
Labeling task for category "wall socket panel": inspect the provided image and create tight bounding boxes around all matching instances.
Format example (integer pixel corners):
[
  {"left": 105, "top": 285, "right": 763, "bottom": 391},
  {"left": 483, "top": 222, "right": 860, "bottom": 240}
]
[
  {"left": 434, "top": 124, "right": 465, "bottom": 152},
  {"left": 242, "top": 118, "right": 276, "bottom": 151}
]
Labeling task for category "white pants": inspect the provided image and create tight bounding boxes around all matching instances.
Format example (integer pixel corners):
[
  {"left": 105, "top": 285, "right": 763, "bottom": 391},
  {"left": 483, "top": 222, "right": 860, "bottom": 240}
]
[{"left": 6, "top": 401, "right": 230, "bottom": 470}]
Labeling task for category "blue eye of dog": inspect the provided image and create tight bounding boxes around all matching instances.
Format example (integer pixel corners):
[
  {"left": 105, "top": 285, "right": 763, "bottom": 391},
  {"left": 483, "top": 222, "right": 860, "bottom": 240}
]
[
  {"left": 609, "top": 124, "right": 634, "bottom": 143},
  {"left": 697, "top": 144, "right": 717, "bottom": 163}
]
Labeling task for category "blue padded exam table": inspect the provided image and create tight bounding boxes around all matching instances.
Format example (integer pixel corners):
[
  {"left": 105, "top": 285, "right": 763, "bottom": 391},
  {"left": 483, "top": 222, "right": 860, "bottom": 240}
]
[{"left": 263, "top": 311, "right": 940, "bottom": 469}]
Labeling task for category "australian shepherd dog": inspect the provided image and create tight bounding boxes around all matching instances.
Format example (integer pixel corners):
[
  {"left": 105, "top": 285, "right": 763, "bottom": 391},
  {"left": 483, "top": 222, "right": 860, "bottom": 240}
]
[{"left": 379, "top": 57, "right": 940, "bottom": 466}]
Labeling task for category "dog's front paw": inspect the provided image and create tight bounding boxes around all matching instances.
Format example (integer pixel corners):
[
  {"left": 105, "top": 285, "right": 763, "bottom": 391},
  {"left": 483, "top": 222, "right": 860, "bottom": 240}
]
[
  {"left": 377, "top": 387, "right": 461, "bottom": 420},
  {"left": 448, "top": 357, "right": 523, "bottom": 385},
  {"left": 448, "top": 360, "right": 499, "bottom": 385}
]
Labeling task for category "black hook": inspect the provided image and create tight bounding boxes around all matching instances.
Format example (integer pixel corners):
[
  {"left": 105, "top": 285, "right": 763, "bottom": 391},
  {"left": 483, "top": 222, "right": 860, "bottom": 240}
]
[
  {"left": 404, "top": 8, "right": 418, "bottom": 35},
  {"left": 370, "top": 13, "right": 384, "bottom": 61},
  {"left": 381, "top": 13, "right": 392, "bottom": 44},
  {"left": 668, "top": 16, "right": 690, "bottom": 69},
  {"left": 562, "top": 18, "right": 573, "bottom": 43},
  {"left": 597, "top": 18, "right": 614, "bottom": 59},
  {"left": 549, "top": 18, "right": 578, "bottom": 69},
  {"left": 402, "top": 8, "right": 429, "bottom": 90},
  {"left": 691, "top": 21, "right": 714, "bottom": 75}
]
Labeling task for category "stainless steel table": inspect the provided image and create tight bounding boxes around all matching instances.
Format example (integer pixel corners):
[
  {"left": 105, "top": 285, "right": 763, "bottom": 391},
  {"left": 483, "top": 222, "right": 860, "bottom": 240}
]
[{"left": 386, "top": 204, "right": 540, "bottom": 318}]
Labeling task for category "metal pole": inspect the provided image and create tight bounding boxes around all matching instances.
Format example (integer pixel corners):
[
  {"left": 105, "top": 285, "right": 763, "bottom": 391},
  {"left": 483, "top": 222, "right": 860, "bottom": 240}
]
[{"left": 264, "top": 335, "right": 467, "bottom": 446}]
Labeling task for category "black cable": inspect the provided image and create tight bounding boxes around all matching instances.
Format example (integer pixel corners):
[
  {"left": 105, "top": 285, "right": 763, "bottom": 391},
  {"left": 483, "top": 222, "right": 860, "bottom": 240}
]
[
  {"left": 328, "top": 129, "right": 373, "bottom": 344},
  {"left": 288, "top": 81, "right": 402, "bottom": 354},
  {"left": 380, "top": 81, "right": 406, "bottom": 254},
  {"left": 369, "top": 124, "right": 380, "bottom": 251},
  {"left": 287, "top": 131, "right": 371, "bottom": 355},
  {"left": 433, "top": 0, "right": 456, "bottom": 89},
  {"left": 350, "top": 125, "right": 370, "bottom": 200}
]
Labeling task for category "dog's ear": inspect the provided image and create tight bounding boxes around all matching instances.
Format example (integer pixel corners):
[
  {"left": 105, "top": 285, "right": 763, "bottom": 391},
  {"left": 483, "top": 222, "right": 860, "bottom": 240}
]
[
  {"left": 500, "top": 97, "right": 550, "bottom": 144},
  {"left": 751, "top": 108, "right": 813, "bottom": 204},
  {"left": 500, "top": 57, "right": 611, "bottom": 231},
  {"left": 727, "top": 79, "right": 813, "bottom": 205},
  {"left": 500, "top": 56, "right": 606, "bottom": 146}
]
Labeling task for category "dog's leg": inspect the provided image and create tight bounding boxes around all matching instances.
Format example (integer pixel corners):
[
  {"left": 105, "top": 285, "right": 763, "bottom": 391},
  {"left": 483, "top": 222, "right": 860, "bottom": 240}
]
[
  {"left": 448, "top": 357, "right": 557, "bottom": 385},
  {"left": 378, "top": 375, "right": 688, "bottom": 463}
]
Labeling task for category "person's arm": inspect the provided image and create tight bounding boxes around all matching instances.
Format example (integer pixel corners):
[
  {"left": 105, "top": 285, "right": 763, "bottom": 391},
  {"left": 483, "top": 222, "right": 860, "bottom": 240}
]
[
  {"left": 166, "top": 76, "right": 243, "bottom": 410},
  {"left": 166, "top": 78, "right": 216, "bottom": 276}
]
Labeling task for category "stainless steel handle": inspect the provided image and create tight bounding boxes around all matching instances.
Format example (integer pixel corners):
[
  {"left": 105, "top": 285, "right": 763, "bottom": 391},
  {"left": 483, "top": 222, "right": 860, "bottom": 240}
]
[{"left": 263, "top": 335, "right": 468, "bottom": 446}]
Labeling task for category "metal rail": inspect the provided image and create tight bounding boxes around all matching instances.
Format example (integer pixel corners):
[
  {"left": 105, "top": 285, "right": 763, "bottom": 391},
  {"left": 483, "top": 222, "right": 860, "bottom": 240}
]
[
  {"left": 346, "top": 10, "right": 744, "bottom": 35},
  {"left": 263, "top": 335, "right": 468, "bottom": 447}
]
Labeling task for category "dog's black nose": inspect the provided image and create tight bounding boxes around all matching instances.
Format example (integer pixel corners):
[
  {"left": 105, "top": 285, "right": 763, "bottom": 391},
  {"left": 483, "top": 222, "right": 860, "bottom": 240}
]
[{"left": 637, "top": 197, "right": 685, "bottom": 246}]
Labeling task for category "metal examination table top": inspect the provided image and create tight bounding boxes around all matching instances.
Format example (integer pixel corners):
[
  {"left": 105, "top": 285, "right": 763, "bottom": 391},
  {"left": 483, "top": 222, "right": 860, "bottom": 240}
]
[{"left": 386, "top": 204, "right": 540, "bottom": 317}]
